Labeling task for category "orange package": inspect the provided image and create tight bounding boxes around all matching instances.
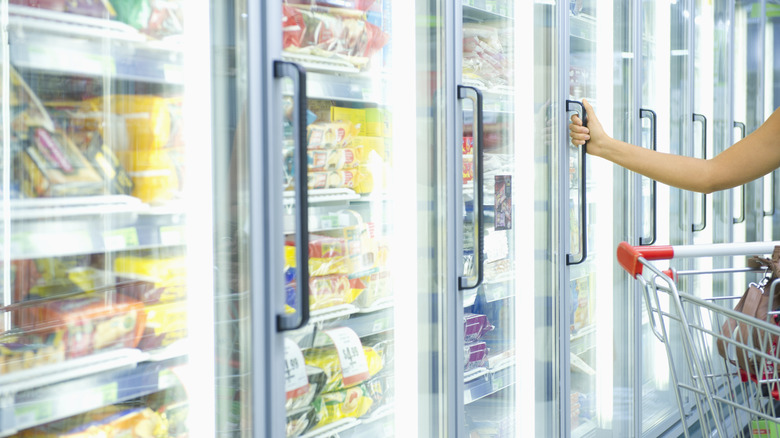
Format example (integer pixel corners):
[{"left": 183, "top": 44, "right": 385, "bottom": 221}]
[{"left": 30, "top": 293, "right": 146, "bottom": 359}]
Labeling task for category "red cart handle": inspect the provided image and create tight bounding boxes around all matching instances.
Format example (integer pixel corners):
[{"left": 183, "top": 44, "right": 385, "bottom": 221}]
[{"left": 617, "top": 242, "right": 674, "bottom": 278}]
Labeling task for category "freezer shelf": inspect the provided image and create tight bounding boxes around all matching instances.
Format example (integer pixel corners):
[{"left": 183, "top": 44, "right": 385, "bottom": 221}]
[
  {"left": 464, "top": 365, "right": 516, "bottom": 405},
  {"left": 291, "top": 305, "right": 394, "bottom": 349},
  {"left": 9, "top": 5, "right": 183, "bottom": 84},
  {"left": 5, "top": 200, "right": 186, "bottom": 260},
  {"left": 0, "top": 346, "right": 186, "bottom": 436},
  {"left": 463, "top": 3, "right": 514, "bottom": 22},
  {"left": 282, "top": 69, "right": 389, "bottom": 105}
]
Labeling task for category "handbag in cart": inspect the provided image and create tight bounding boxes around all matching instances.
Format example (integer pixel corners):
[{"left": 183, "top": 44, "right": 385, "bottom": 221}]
[{"left": 716, "top": 246, "right": 780, "bottom": 380}]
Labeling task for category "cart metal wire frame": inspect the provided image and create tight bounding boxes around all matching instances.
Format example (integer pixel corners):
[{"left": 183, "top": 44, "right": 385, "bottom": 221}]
[{"left": 617, "top": 241, "right": 780, "bottom": 438}]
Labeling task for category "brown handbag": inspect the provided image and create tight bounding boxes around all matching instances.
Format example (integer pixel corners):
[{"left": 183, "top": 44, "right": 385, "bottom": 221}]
[{"left": 716, "top": 247, "right": 780, "bottom": 378}]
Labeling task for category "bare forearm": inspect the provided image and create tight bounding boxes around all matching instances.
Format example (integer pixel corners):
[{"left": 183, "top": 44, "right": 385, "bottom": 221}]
[{"left": 595, "top": 137, "right": 721, "bottom": 193}]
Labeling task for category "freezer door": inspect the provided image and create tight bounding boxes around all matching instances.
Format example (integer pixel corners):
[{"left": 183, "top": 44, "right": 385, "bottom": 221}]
[
  {"left": 1, "top": 1, "right": 217, "bottom": 436},
  {"left": 272, "top": 1, "right": 454, "bottom": 437}
]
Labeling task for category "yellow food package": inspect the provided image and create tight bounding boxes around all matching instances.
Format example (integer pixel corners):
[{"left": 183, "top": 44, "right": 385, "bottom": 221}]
[
  {"left": 139, "top": 301, "right": 187, "bottom": 350},
  {"left": 113, "top": 256, "right": 187, "bottom": 303},
  {"left": 58, "top": 407, "right": 168, "bottom": 438},
  {"left": 353, "top": 136, "right": 389, "bottom": 163},
  {"left": 80, "top": 95, "right": 172, "bottom": 150},
  {"left": 309, "top": 274, "right": 363, "bottom": 310},
  {"left": 307, "top": 121, "right": 359, "bottom": 150},
  {"left": 115, "top": 149, "right": 179, "bottom": 203},
  {"left": 312, "top": 384, "right": 374, "bottom": 430},
  {"left": 303, "top": 346, "right": 383, "bottom": 393},
  {"left": 364, "top": 108, "right": 391, "bottom": 137},
  {"left": 330, "top": 107, "right": 366, "bottom": 136},
  {"left": 286, "top": 236, "right": 349, "bottom": 277},
  {"left": 353, "top": 165, "right": 374, "bottom": 194}
]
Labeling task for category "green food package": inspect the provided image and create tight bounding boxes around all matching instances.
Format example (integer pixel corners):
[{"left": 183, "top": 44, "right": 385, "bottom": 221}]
[{"left": 112, "top": 0, "right": 151, "bottom": 29}]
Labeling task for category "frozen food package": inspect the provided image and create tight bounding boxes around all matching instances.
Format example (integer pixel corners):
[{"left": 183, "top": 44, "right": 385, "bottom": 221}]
[
  {"left": 464, "top": 342, "right": 488, "bottom": 371},
  {"left": 464, "top": 313, "right": 494, "bottom": 343},
  {"left": 286, "top": 235, "right": 349, "bottom": 277},
  {"left": 10, "top": 0, "right": 116, "bottom": 18},
  {"left": 115, "top": 148, "right": 180, "bottom": 203},
  {"left": 306, "top": 121, "right": 358, "bottom": 150},
  {"left": 330, "top": 107, "right": 366, "bottom": 136},
  {"left": 310, "top": 384, "right": 375, "bottom": 431},
  {"left": 6, "top": 67, "right": 56, "bottom": 138},
  {"left": 144, "top": 0, "right": 184, "bottom": 38},
  {"left": 27, "top": 293, "right": 146, "bottom": 358},
  {"left": 79, "top": 95, "right": 173, "bottom": 150},
  {"left": 84, "top": 136, "right": 134, "bottom": 196},
  {"left": 284, "top": 0, "right": 378, "bottom": 10},
  {"left": 286, "top": 406, "right": 317, "bottom": 438},
  {"left": 462, "top": 23, "right": 510, "bottom": 88},
  {"left": 282, "top": 5, "right": 390, "bottom": 70},
  {"left": 309, "top": 274, "right": 361, "bottom": 310},
  {"left": 113, "top": 0, "right": 152, "bottom": 30},
  {"left": 318, "top": 219, "right": 377, "bottom": 273},
  {"left": 137, "top": 300, "right": 187, "bottom": 350},
  {"left": 61, "top": 407, "right": 167, "bottom": 437},
  {"left": 353, "top": 270, "right": 391, "bottom": 309},
  {"left": 19, "top": 129, "right": 105, "bottom": 197},
  {"left": 304, "top": 345, "right": 384, "bottom": 393},
  {"left": 286, "top": 366, "right": 327, "bottom": 412},
  {"left": 307, "top": 148, "right": 359, "bottom": 171},
  {"left": 0, "top": 334, "right": 65, "bottom": 374},
  {"left": 113, "top": 255, "right": 187, "bottom": 303},
  {"left": 353, "top": 136, "right": 390, "bottom": 163},
  {"left": 364, "top": 108, "right": 390, "bottom": 137}
]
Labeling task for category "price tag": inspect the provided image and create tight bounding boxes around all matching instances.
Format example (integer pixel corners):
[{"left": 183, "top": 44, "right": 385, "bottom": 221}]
[
  {"left": 104, "top": 227, "right": 139, "bottom": 251},
  {"left": 323, "top": 327, "right": 369, "bottom": 387},
  {"left": 160, "top": 226, "right": 185, "bottom": 246},
  {"left": 284, "top": 338, "right": 309, "bottom": 400}
]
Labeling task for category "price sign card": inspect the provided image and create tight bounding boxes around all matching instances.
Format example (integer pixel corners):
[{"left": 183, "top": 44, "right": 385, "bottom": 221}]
[
  {"left": 324, "top": 327, "right": 369, "bottom": 387},
  {"left": 284, "top": 338, "right": 309, "bottom": 400}
]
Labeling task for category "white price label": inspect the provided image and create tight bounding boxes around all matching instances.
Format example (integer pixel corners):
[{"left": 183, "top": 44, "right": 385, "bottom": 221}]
[
  {"left": 324, "top": 327, "right": 369, "bottom": 386},
  {"left": 284, "top": 338, "right": 309, "bottom": 399}
]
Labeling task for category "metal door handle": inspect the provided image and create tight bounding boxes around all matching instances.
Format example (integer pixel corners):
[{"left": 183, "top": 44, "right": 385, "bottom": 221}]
[
  {"left": 734, "top": 121, "right": 746, "bottom": 224},
  {"left": 692, "top": 113, "right": 707, "bottom": 232},
  {"left": 458, "top": 85, "right": 484, "bottom": 290},
  {"left": 640, "top": 108, "right": 657, "bottom": 245},
  {"left": 566, "top": 100, "right": 587, "bottom": 265},
  {"left": 274, "top": 60, "right": 310, "bottom": 331}
]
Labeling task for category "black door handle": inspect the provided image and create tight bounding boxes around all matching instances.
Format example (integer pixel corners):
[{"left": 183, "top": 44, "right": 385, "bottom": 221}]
[
  {"left": 734, "top": 121, "right": 746, "bottom": 224},
  {"left": 640, "top": 109, "right": 657, "bottom": 245},
  {"left": 566, "top": 100, "right": 588, "bottom": 265},
  {"left": 692, "top": 113, "right": 707, "bottom": 232},
  {"left": 458, "top": 85, "right": 484, "bottom": 290},
  {"left": 274, "top": 60, "right": 310, "bottom": 331}
]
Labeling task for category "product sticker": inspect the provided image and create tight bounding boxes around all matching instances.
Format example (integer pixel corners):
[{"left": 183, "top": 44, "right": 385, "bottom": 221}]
[
  {"left": 284, "top": 338, "right": 310, "bottom": 400},
  {"left": 495, "top": 175, "right": 512, "bottom": 230},
  {"left": 323, "top": 327, "right": 369, "bottom": 387}
]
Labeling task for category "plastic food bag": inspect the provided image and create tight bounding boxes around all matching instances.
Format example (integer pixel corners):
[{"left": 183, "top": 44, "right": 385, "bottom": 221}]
[
  {"left": 304, "top": 345, "right": 383, "bottom": 393},
  {"left": 464, "top": 313, "right": 494, "bottom": 343}
]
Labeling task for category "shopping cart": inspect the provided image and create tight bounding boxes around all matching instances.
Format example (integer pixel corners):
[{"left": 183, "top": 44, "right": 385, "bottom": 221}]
[{"left": 617, "top": 241, "right": 780, "bottom": 438}]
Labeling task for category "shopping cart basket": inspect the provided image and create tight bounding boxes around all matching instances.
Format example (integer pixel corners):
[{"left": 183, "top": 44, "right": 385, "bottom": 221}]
[{"left": 617, "top": 241, "right": 780, "bottom": 438}]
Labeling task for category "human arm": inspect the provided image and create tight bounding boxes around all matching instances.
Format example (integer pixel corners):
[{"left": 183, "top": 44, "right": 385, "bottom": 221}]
[{"left": 569, "top": 99, "right": 780, "bottom": 194}]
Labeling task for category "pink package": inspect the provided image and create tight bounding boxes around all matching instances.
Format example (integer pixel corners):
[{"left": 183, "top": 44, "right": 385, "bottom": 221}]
[
  {"left": 464, "top": 342, "right": 488, "bottom": 371},
  {"left": 464, "top": 313, "right": 494, "bottom": 343}
]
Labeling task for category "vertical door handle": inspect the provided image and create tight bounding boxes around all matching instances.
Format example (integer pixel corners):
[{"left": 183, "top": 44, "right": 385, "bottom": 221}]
[
  {"left": 458, "top": 85, "right": 484, "bottom": 290},
  {"left": 639, "top": 109, "right": 657, "bottom": 245},
  {"left": 734, "top": 121, "right": 746, "bottom": 224},
  {"left": 692, "top": 113, "right": 707, "bottom": 232},
  {"left": 274, "top": 60, "right": 310, "bottom": 331},
  {"left": 566, "top": 100, "right": 588, "bottom": 265},
  {"left": 765, "top": 172, "right": 776, "bottom": 217}
]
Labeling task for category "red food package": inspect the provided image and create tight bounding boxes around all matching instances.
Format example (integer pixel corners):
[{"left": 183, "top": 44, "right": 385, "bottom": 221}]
[
  {"left": 283, "top": 5, "right": 305, "bottom": 49},
  {"left": 29, "top": 294, "right": 146, "bottom": 358}
]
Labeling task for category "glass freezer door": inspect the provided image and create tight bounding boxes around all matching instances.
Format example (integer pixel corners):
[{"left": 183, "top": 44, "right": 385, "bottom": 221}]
[
  {"left": 562, "top": 0, "right": 623, "bottom": 436},
  {"left": 1, "top": 1, "right": 216, "bottom": 436},
  {"left": 273, "top": 1, "right": 448, "bottom": 437},
  {"left": 459, "top": 1, "right": 521, "bottom": 436}
]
